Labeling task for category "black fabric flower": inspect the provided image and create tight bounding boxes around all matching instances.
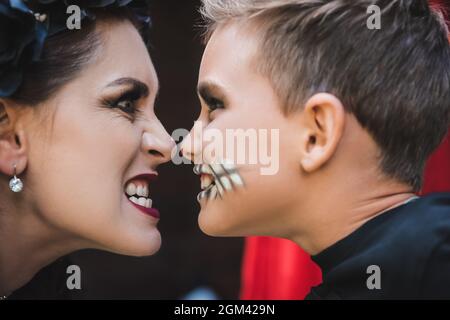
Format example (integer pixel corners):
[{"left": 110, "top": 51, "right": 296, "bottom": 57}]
[
  {"left": 31, "top": 0, "right": 135, "bottom": 8},
  {"left": 0, "top": 0, "right": 150, "bottom": 98},
  {"left": 0, "top": 0, "right": 47, "bottom": 97},
  {"left": 29, "top": 0, "right": 148, "bottom": 36},
  {"left": 67, "top": 0, "right": 135, "bottom": 7}
]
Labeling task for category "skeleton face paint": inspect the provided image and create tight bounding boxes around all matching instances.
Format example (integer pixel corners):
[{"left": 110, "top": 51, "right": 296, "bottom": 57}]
[
  {"left": 181, "top": 23, "right": 306, "bottom": 238},
  {"left": 194, "top": 163, "right": 244, "bottom": 203}
]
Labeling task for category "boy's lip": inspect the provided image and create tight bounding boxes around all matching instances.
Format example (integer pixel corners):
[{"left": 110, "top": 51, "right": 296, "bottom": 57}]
[{"left": 193, "top": 163, "right": 244, "bottom": 203}]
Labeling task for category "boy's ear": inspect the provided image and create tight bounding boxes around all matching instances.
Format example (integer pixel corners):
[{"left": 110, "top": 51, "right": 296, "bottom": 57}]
[
  {"left": 0, "top": 99, "right": 28, "bottom": 176},
  {"left": 299, "top": 93, "right": 345, "bottom": 172}
]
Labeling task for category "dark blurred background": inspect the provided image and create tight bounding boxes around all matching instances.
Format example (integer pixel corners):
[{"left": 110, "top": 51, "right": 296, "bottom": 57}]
[
  {"left": 12, "top": 0, "right": 244, "bottom": 300},
  {"left": 70, "top": 0, "right": 245, "bottom": 299}
]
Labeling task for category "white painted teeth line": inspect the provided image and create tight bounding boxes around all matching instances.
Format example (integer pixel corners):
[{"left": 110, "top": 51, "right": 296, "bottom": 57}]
[
  {"left": 193, "top": 164, "right": 211, "bottom": 175},
  {"left": 229, "top": 173, "right": 244, "bottom": 186},
  {"left": 208, "top": 165, "right": 226, "bottom": 197},
  {"left": 220, "top": 177, "right": 233, "bottom": 190},
  {"left": 210, "top": 185, "right": 218, "bottom": 199},
  {"left": 196, "top": 163, "right": 245, "bottom": 202},
  {"left": 222, "top": 163, "right": 235, "bottom": 171},
  {"left": 220, "top": 176, "right": 232, "bottom": 191},
  {"left": 210, "top": 164, "right": 225, "bottom": 175},
  {"left": 193, "top": 165, "right": 201, "bottom": 175},
  {"left": 197, "top": 184, "right": 219, "bottom": 202},
  {"left": 129, "top": 196, "right": 153, "bottom": 208},
  {"left": 215, "top": 178, "right": 225, "bottom": 197}
]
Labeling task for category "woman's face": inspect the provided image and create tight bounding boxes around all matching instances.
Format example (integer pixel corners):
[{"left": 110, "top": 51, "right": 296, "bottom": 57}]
[
  {"left": 182, "top": 23, "right": 306, "bottom": 238},
  {"left": 21, "top": 20, "right": 174, "bottom": 256}
]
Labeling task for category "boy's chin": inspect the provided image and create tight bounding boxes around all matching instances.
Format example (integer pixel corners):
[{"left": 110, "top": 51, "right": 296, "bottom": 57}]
[
  {"left": 198, "top": 212, "right": 254, "bottom": 238},
  {"left": 198, "top": 210, "right": 235, "bottom": 237}
]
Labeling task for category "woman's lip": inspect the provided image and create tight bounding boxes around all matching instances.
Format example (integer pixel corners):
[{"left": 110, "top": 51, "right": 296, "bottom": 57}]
[
  {"left": 127, "top": 197, "right": 160, "bottom": 219},
  {"left": 124, "top": 173, "right": 159, "bottom": 219},
  {"left": 125, "top": 173, "right": 158, "bottom": 185}
]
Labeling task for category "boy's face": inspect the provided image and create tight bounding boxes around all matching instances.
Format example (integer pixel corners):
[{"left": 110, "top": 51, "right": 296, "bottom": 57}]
[{"left": 182, "top": 23, "right": 309, "bottom": 238}]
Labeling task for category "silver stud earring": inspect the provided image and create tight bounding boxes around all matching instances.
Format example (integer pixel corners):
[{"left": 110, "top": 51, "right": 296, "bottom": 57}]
[{"left": 9, "top": 164, "right": 23, "bottom": 193}]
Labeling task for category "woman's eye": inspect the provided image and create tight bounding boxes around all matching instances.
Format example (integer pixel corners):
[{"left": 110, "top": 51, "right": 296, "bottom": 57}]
[
  {"left": 116, "top": 99, "right": 137, "bottom": 114},
  {"left": 101, "top": 86, "right": 145, "bottom": 121}
]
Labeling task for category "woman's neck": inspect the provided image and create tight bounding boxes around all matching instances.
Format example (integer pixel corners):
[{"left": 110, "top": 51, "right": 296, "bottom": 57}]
[{"left": 0, "top": 207, "right": 84, "bottom": 296}]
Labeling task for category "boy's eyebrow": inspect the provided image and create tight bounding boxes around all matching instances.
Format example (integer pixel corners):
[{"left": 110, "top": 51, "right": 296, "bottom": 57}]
[{"left": 197, "top": 80, "right": 227, "bottom": 101}]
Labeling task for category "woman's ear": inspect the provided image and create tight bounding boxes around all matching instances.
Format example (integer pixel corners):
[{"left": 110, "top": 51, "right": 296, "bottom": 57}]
[
  {"left": 0, "top": 100, "right": 28, "bottom": 176},
  {"left": 299, "top": 93, "right": 345, "bottom": 172}
]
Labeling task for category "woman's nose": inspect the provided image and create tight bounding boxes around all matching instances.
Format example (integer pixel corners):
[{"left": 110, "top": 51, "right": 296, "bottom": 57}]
[{"left": 142, "top": 121, "right": 175, "bottom": 165}]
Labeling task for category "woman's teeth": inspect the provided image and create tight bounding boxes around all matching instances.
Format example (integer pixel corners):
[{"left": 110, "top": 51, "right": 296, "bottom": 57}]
[
  {"left": 125, "top": 182, "right": 152, "bottom": 208},
  {"left": 126, "top": 183, "right": 136, "bottom": 196},
  {"left": 126, "top": 183, "right": 149, "bottom": 197},
  {"left": 129, "top": 196, "right": 152, "bottom": 208}
]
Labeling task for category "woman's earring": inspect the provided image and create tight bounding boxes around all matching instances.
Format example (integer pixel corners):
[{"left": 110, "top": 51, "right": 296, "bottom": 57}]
[{"left": 9, "top": 164, "right": 23, "bottom": 193}]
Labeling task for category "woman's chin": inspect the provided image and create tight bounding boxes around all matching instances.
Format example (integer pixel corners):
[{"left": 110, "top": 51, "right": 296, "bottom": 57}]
[{"left": 99, "top": 229, "right": 162, "bottom": 257}]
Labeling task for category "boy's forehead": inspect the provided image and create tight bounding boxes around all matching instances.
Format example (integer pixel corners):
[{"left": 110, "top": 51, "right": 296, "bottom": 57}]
[{"left": 199, "top": 22, "right": 261, "bottom": 80}]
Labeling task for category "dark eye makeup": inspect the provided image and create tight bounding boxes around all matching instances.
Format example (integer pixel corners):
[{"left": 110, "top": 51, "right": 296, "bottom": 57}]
[
  {"left": 205, "top": 95, "right": 225, "bottom": 112},
  {"left": 101, "top": 87, "right": 145, "bottom": 120},
  {"left": 100, "top": 77, "right": 152, "bottom": 121},
  {"left": 197, "top": 82, "right": 227, "bottom": 116}
]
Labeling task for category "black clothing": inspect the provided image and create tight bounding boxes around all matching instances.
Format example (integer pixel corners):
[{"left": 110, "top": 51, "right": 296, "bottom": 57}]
[{"left": 307, "top": 193, "right": 450, "bottom": 299}]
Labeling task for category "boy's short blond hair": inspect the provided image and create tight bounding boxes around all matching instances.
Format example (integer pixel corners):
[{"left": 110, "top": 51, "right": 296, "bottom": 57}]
[{"left": 199, "top": 0, "right": 450, "bottom": 191}]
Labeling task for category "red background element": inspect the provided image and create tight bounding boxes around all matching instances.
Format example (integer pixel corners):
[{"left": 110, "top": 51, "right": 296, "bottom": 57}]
[
  {"left": 241, "top": 133, "right": 450, "bottom": 300},
  {"left": 240, "top": 0, "right": 450, "bottom": 299}
]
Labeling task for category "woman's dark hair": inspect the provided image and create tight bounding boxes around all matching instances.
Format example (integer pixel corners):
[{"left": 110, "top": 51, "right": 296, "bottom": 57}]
[{"left": 10, "top": 8, "right": 146, "bottom": 106}]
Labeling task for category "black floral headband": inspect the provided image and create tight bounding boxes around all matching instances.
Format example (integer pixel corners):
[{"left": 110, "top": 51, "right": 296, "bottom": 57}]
[{"left": 0, "top": 0, "right": 151, "bottom": 98}]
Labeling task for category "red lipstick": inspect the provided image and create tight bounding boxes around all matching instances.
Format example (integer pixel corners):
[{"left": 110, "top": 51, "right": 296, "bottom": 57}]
[
  {"left": 125, "top": 173, "right": 160, "bottom": 219},
  {"left": 128, "top": 200, "right": 160, "bottom": 219}
]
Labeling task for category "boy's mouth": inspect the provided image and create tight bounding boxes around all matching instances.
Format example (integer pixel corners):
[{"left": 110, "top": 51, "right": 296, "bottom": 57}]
[
  {"left": 124, "top": 174, "right": 159, "bottom": 219},
  {"left": 194, "top": 164, "right": 244, "bottom": 203}
]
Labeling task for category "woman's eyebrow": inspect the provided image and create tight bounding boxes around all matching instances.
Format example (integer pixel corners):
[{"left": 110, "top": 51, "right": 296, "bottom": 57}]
[{"left": 105, "top": 77, "right": 151, "bottom": 98}]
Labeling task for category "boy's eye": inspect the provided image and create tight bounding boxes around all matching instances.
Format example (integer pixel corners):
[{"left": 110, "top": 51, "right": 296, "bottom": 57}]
[
  {"left": 207, "top": 97, "right": 224, "bottom": 111},
  {"left": 205, "top": 97, "right": 225, "bottom": 122}
]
